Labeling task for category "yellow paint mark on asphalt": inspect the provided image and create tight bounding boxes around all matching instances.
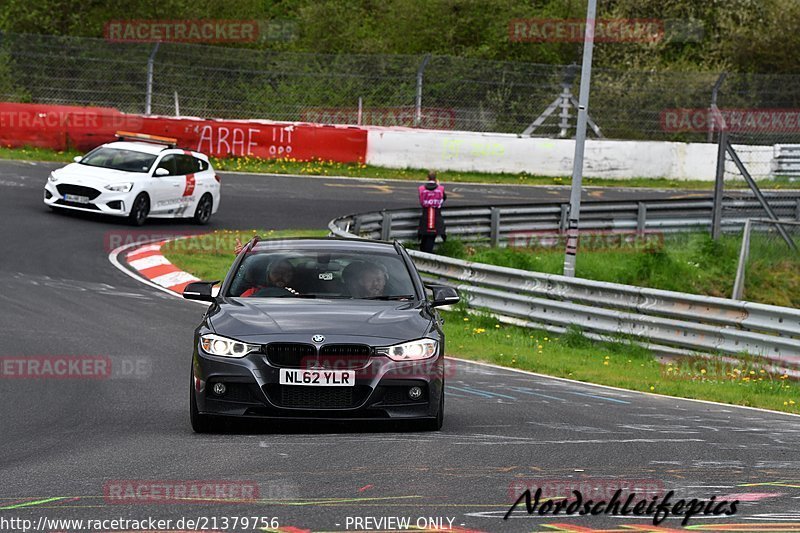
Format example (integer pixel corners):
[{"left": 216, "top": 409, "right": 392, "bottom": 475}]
[
  {"left": 740, "top": 481, "right": 800, "bottom": 488},
  {"left": 325, "top": 183, "right": 394, "bottom": 194}
]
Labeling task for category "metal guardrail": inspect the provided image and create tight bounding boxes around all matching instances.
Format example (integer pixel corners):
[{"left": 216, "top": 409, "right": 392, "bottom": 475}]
[
  {"left": 329, "top": 197, "right": 800, "bottom": 362},
  {"left": 333, "top": 195, "right": 800, "bottom": 245},
  {"left": 775, "top": 145, "right": 800, "bottom": 178}
]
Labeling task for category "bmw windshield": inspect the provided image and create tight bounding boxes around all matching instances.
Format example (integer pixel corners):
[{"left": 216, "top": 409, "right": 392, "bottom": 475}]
[
  {"left": 227, "top": 249, "right": 418, "bottom": 300},
  {"left": 79, "top": 147, "right": 157, "bottom": 173}
]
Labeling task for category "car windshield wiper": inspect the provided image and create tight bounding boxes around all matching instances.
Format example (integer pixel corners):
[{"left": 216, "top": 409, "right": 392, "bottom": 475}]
[{"left": 362, "top": 295, "right": 415, "bottom": 301}]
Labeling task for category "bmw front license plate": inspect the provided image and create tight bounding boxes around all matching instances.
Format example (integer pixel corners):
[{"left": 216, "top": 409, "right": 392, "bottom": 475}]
[
  {"left": 279, "top": 368, "right": 354, "bottom": 387},
  {"left": 64, "top": 194, "right": 90, "bottom": 204}
]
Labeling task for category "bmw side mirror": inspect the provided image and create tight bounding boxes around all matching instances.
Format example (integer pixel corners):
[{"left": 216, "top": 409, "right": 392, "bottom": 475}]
[
  {"left": 73, "top": 156, "right": 82, "bottom": 163},
  {"left": 154, "top": 167, "right": 169, "bottom": 177},
  {"left": 183, "top": 281, "right": 219, "bottom": 302},
  {"left": 428, "top": 284, "right": 460, "bottom": 308}
]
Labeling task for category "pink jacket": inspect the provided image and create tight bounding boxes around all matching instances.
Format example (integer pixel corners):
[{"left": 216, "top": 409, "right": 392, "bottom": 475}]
[{"left": 418, "top": 184, "right": 445, "bottom": 208}]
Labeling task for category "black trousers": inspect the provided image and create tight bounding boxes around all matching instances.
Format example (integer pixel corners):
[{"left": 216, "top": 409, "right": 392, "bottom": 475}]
[{"left": 420, "top": 235, "right": 436, "bottom": 253}]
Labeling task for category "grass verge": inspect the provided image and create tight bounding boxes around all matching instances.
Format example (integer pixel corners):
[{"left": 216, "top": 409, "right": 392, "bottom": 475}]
[
  {"left": 426, "top": 232, "right": 800, "bottom": 307},
  {"left": 2, "top": 144, "right": 798, "bottom": 189},
  {"left": 161, "top": 229, "right": 800, "bottom": 415}
]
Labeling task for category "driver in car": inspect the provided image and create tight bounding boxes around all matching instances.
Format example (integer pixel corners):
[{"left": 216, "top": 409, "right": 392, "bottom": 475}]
[{"left": 240, "top": 258, "right": 298, "bottom": 297}]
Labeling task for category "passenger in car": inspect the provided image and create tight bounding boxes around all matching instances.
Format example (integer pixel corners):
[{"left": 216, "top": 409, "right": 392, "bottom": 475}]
[{"left": 343, "top": 261, "right": 388, "bottom": 298}]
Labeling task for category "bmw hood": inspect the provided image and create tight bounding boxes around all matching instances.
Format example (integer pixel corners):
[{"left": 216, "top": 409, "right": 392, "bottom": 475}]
[{"left": 209, "top": 299, "right": 433, "bottom": 342}]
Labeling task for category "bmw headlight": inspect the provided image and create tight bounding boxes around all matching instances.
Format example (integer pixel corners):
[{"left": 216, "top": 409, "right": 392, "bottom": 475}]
[
  {"left": 200, "top": 333, "right": 260, "bottom": 358},
  {"left": 379, "top": 338, "right": 438, "bottom": 361},
  {"left": 48, "top": 172, "right": 57, "bottom": 182},
  {"left": 105, "top": 182, "right": 133, "bottom": 193}
]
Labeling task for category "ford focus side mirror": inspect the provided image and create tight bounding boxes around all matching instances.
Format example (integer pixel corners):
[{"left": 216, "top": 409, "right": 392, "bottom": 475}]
[{"left": 154, "top": 167, "right": 170, "bottom": 177}]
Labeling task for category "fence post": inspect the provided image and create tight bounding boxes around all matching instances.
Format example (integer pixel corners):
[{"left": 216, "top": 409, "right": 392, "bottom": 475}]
[
  {"left": 414, "top": 54, "right": 431, "bottom": 128},
  {"left": 711, "top": 129, "right": 727, "bottom": 239},
  {"left": 707, "top": 72, "right": 727, "bottom": 143},
  {"left": 490, "top": 207, "right": 501, "bottom": 247},
  {"left": 796, "top": 198, "right": 800, "bottom": 221},
  {"left": 145, "top": 42, "right": 160, "bottom": 116},
  {"left": 637, "top": 202, "right": 647, "bottom": 234},
  {"left": 380, "top": 211, "right": 392, "bottom": 241},
  {"left": 731, "top": 219, "right": 752, "bottom": 300}
]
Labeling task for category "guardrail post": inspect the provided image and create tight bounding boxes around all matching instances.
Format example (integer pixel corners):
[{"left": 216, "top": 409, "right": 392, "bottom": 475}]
[
  {"left": 637, "top": 202, "right": 647, "bottom": 234},
  {"left": 796, "top": 198, "right": 800, "bottom": 221},
  {"left": 490, "top": 208, "right": 501, "bottom": 247},
  {"left": 559, "top": 204, "right": 569, "bottom": 234},
  {"left": 352, "top": 216, "right": 362, "bottom": 235},
  {"left": 380, "top": 211, "right": 392, "bottom": 241}
]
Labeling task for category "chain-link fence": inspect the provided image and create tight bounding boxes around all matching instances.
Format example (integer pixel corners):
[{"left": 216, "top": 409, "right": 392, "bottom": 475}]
[{"left": 3, "top": 31, "right": 800, "bottom": 143}]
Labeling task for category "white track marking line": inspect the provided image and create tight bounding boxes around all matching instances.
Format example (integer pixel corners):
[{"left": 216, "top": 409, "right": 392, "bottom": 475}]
[{"left": 448, "top": 357, "right": 800, "bottom": 419}]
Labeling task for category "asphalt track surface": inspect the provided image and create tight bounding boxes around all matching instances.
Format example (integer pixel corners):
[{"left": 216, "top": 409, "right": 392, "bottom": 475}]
[{"left": 2, "top": 159, "right": 800, "bottom": 532}]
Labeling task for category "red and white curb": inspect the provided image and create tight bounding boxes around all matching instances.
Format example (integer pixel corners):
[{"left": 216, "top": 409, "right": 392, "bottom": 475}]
[
  {"left": 124, "top": 241, "right": 200, "bottom": 295},
  {"left": 108, "top": 238, "right": 207, "bottom": 301}
]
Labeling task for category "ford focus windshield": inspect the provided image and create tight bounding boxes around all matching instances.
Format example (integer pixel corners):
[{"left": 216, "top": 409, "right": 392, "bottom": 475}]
[
  {"left": 79, "top": 147, "right": 157, "bottom": 173},
  {"left": 227, "top": 249, "right": 418, "bottom": 300}
]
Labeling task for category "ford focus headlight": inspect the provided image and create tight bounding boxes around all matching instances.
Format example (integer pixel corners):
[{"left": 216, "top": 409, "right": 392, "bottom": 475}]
[
  {"left": 200, "top": 333, "right": 259, "bottom": 358},
  {"left": 379, "top": 338, "right": 438, "bottom": 361},
  {"left": 105, "top": 182, "right": 133, "bottom": 192}
]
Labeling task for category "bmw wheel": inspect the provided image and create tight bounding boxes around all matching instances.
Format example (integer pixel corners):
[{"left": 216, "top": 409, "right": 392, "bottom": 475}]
[{"left": 128, "top": 193, "right": 149, "bottom": 226}]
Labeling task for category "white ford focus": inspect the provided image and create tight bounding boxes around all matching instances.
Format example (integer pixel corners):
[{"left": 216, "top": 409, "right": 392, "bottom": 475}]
[{"left": 44, "top": 132, "right": 221, "bottom": 225}]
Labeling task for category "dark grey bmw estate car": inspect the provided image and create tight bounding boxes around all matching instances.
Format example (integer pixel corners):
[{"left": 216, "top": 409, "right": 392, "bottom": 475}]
[{"left": 184, "top": 237, "right": 459, "bottom": 432}]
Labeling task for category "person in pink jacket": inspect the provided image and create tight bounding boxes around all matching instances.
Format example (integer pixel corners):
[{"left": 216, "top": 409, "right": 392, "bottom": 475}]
[{"left": 417, "top": 171, "right": 446, "bottom": 253}]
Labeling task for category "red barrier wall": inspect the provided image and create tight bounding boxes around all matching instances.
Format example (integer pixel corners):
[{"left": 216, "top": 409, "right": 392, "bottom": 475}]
[{"left": 0, "top": 102, "right": 367, "bottom": 163}]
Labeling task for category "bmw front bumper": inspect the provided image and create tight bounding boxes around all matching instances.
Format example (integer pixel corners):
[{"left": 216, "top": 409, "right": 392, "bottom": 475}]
[{"left": 192, "top": 336, "right": 444, "bottom": 422}]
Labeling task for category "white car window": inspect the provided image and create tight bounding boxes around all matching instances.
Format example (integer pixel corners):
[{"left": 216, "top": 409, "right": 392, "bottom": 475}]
[{"left": 80, "top": 148, "right": 156, "bottom": 173}]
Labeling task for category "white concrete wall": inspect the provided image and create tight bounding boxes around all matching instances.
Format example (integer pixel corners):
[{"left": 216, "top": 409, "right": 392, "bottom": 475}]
[{"left": 365, "top": 128, "right": 774, "bottom": 180}]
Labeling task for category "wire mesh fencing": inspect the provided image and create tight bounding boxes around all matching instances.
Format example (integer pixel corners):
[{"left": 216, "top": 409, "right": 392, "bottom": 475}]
[
  {"left": 3, "top": 31, "right": 800, "bottom": 142},
  {"left": 732, "top": 220, "right": 800, "bottom": 306}
]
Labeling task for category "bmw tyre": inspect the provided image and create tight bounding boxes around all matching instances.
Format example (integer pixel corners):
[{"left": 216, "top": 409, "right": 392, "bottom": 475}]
[
  {"left": 128, "top": 193, "right": 149, "bottom": 226},
  {"left": 193, "top": 193, "right": 213, "bottom": 225},
  {"left": 420, "top": 386, "right": 444, "bottom": 431}
]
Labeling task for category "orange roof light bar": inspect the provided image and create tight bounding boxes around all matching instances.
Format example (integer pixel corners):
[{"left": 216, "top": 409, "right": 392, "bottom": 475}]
[{"left": 115, "top": 131, "right": 178, "bottom": 147}]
